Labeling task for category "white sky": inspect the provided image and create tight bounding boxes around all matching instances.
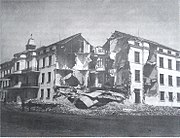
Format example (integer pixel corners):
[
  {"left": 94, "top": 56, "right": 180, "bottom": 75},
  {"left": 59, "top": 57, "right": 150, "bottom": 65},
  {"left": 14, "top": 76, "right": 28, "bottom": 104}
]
[{"left": 0, "top": 0, "right": 179, "bottom": 63}]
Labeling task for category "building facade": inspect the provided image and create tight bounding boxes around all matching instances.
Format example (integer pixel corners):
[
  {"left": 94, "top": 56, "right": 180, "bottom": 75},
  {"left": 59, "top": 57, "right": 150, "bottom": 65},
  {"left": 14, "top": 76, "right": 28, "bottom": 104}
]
[
  {"left": 102, "top": 31, "right": 180, "bottom": 107},
  {"left": 0, "top": 31, "right": 180, "bottom": 107},
  {"left": 0, "top": 33, "right": 93, "bottom": 103}
]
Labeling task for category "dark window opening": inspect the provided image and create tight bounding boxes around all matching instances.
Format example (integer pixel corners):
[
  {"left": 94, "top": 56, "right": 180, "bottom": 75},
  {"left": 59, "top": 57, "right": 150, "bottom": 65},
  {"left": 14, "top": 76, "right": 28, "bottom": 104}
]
[
  {"left": 160, "top": 91, "right": 165, "bottom": 101},
  {"left": 168, "top": 59, "right": 172, "bottom": 70},
  {"left": 176, "top": 61, "right": 180, "bottom": 71},
  {"left": 135, "top": 51, "right": 140, "bottom": 63},
  {"left": 177, "top": 93, "right": 180, "bottom": 102},
  {"left": 47, "top": 89, "right": 50, "bottom": 99},
  {"left": 135, "top": 70, "right": 140, "bottom": 82},
  {"left": 48, "top": 72, "right": 51, "bottom": 83},
  {"left": 168, "top": 75, "right": 173, "bottom": 86},
  {"left": 169, "top": 92, "right": 173, "bottom": 102},
  {"left": 43, "top": 57, "right": 46, "bottom": 68},
  {"left": 49, "top": 55, "right": 52, "bottom": 66},
  {"left": 160, "top": 74, "right": 164, "bottom": 85},
  {"left": 40, "top": 89, "right": 44, "bottom": 99},
  {"left": 159, "top": 57, "right": 164, "bottom": 68},
  {"left": 42, "top": 73, "right": 45, "bottom": 84},
  {"left": 177, "top": 77, "right": 180, "bottom": 87},
  {"left": 16, "top": 62, "right": 20, "bottom": 71}
]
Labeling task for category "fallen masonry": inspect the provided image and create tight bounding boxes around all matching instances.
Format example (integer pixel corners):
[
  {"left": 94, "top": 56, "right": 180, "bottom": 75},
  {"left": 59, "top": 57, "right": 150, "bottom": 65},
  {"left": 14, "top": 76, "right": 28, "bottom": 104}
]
[{"left": 9, "top": 87, "right": 180, "bottom": 116}]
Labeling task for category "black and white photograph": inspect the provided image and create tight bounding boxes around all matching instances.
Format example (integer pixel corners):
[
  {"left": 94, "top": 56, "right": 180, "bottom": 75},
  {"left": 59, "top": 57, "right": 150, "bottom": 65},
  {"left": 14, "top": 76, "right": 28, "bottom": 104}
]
[{"left": 0, "top": 0, "right": 180, "bottom": 137}]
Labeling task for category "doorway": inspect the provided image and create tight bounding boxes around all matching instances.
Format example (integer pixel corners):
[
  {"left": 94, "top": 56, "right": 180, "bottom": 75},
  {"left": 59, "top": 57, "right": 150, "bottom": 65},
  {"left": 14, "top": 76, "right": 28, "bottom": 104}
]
[{"left": 134, "top": 89, "right": 140, "bottom": 103}]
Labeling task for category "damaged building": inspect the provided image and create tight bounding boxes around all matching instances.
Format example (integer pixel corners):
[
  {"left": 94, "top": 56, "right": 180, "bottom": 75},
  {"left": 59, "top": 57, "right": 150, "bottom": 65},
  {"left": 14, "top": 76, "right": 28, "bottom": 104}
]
[
  {"left": 0, "top": 31, "right": 180, "bottom": 108},
  {"left": 101, "top": 31, "right": 180, "bottom": 107}
]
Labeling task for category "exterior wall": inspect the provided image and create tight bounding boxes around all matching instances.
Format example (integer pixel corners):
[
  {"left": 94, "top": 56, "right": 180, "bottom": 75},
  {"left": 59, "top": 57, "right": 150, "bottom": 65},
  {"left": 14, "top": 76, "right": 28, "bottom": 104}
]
[
  {"left": 128, "top": 46, "right": 144, "bottom": 103},
  {"left": 38, "top": 66, "right": 55, "bottom": 102},
  {"left": 155, "top": 53, "right": 180, "bottom": 107}
]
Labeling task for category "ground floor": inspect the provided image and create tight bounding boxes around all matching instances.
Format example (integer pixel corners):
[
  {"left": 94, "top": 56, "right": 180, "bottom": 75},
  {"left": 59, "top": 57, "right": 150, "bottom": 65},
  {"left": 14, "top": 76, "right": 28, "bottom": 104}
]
[{"left": 1, "top": 88, "right": 38, "bottom": 103}]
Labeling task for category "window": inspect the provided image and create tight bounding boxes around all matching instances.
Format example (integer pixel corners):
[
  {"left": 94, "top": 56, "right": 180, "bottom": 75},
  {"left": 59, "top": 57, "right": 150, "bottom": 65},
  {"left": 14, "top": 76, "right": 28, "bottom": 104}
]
[
  {"left": 160, "top": 74, "right": 164, "bottom": 85},
  {"left": 177, "top": 93, "right": 180, "bottom": 102},
  {"left": 43, "top": 57, "right": 45, "bottom": 68},
  {"left": 159, "top": 48, "right": 163, "bottom": 52},
  {"left": 47, "top": 72, "right": 51, "bottom": 83},
  {"left": 177, "top": 77, "right": 180, "bottom": 87},
  {"left": 168, "top": 75, "right": 173, "bottom": 86},
  {"left": 168, "top": 59, "right": 172, "bottom": 70},
  {"left": 134, "top": 51, "right": 140, "bottom": 63},
  {"left": 176, "top": 53, "right": 179, "bottom": 57},
  {"left": 16, "top": 62, "right": 20, "bottom": 71},
  {"left": 80, "top": 41, "right": 84, "bottom": 53},
  {"left": 40, "top": 89, "right": 44, "bottom": 99},
  {"left": 159, "top": 57, "right": 164, "bottom": 68},
  {"left": 47, "top": 88, "right": 50, "bottom": 99},
  {"left": 160, "top": 91, "right": 165, "bottom": 101},
  {"left": 43, "top": 49, "right": 46, "bottom": 54},
  {"left": 168, "top": 50, "right": 171, "bottom": 55},
  {"left": 15, "top": 76, "right": 19, "bottom": 84},
  {"left": 97, "top": 58, "right": 103, "bottom": 68},
  {"left": 27, "top": 61, "right": 30, "bottom": 69},
  {"left": 41, "top": 73, "right": 45, "bottom": 84},
  {"left": 49, "top": 55, "right": 52, "bottom": 66},
  {"left": 135, "top": 70, "right": 140, "bottom": 82},
  {"left": 169, "top": 92, "right": 173, "bottom": 102},
  {"left": 176, "top": 61, "right": 180, "bottom": 71},
  {"left": 37, "top": 60, "right": 39, "bottom": 71}
]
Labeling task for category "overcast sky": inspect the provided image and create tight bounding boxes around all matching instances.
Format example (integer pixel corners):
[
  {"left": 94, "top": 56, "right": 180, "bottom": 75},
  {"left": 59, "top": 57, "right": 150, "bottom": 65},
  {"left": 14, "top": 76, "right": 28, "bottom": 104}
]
[{"left": 0, "top": 0, "right": 179, "bottom": 63}]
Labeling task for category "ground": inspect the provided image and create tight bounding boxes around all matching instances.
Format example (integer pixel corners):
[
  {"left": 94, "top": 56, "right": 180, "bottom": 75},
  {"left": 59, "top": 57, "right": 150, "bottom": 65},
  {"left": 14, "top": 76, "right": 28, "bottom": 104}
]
[{"left": 1, "top": 103, "right": 180, "bottom": 137}]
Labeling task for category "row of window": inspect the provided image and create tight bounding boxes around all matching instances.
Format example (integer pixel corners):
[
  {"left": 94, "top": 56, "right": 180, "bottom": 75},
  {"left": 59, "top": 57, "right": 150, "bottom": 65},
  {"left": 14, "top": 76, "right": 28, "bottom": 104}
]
[
  {"left": 40, "top": 88, "right": 51, "bottom": 99},
  {"left": 159, "top": 48, "right": 179, "bottom": 57},
  {"left": 159, "top": 74, "right": 180, "bottom": 87},
  {"left": 37, "top": 55, "right": 52, "bottom": 69},
  {"left": 160, "top": 91, "right": 180, "bottom": 102},
  {"left": 0, "top": 69, "right": 12, "bottom": 78},
  {"left": 159, "top": 57, "right": 180, "bottom": 71},
  {"left": 0, "top": 80, "right": 10, "bottom": 88},
  {"left": 41, "top": 72, "right": 51, "bottom": 84}
]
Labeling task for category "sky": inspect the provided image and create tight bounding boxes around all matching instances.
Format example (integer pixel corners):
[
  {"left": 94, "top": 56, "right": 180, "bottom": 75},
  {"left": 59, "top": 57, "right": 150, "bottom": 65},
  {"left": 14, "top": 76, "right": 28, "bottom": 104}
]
[{"left": 0, "top": 0, "right": 179, "bottom": 63}]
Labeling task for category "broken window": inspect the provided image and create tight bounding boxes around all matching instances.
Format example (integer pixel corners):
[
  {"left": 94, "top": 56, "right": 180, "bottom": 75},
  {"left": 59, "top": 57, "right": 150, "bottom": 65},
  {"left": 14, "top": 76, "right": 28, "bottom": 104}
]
[
  {"left": 168, "top": 59, "right": 172, "bottom": 70},
  {"left": 168, "top": 92, "right": 173, "bottom": 102},
  {"left": 135, "top": 70, "right": 140, "bottom": 82},
  {"left": 41, "top": 73, "right": 45, "bottom": 84},
  {"left": 159, "top": 57, "right": 164, "bottom": 68},
  {"left": 160, "top": 91, "right": 165, "bottom": 101},
  {"left": 160, "top": 74, "right": 164, "bottom": 85},
  {"left": 176, "top": 61, "right": 180, "bottom": 71},
  {"left": 40, "top": 89, "right": 44, "bottom": 99},
  {"left": 134, "top": 51, "right": 140, "bottom": 63},
  {"left": 47, "top": 88, "right": 50, "bottom": 99},
  {"left": 168, "top": 75, "right": 173, "bottom": 86},
  {"left": 177, "top": 93, "right": 180, "bottom": 102},
  {"left": 177, "top": 77, "right": 180, "bottom": 87}
]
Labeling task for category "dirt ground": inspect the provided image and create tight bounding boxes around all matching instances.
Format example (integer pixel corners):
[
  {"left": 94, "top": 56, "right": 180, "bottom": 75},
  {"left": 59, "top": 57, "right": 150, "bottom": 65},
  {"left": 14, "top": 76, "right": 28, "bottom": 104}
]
[{"left": 1, "top": 103, "right": 180, "bottom": 137}]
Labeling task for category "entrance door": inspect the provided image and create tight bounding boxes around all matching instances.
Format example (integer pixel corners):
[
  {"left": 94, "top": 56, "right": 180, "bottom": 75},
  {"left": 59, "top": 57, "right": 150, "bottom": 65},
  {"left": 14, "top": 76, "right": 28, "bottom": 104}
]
[{"left": 134, "top": 89, "right": 140, "bottom": 103}]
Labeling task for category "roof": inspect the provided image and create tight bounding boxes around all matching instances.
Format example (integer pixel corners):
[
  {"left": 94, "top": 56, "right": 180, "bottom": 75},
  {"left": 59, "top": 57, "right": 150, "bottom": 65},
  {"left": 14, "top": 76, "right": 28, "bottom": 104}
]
[
  {"left": 109, "top": 31, "right": 180, "bottom": 53},
  {"left": 36, "top": 33, "right": 82, "bottom": 51}
]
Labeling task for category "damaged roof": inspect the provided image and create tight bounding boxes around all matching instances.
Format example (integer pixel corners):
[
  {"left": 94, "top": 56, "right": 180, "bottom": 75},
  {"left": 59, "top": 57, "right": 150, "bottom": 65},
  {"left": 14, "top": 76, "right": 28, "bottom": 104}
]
[{"left": 107, "top": 30, "right": 180, "bottom": 53}]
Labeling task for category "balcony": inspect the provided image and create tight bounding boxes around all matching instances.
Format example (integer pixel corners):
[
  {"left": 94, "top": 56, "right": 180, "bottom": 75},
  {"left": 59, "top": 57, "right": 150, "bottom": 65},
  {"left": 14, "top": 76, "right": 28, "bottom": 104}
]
[{"left": 22, "top": 67, "right": 40, "bottom": 74}]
